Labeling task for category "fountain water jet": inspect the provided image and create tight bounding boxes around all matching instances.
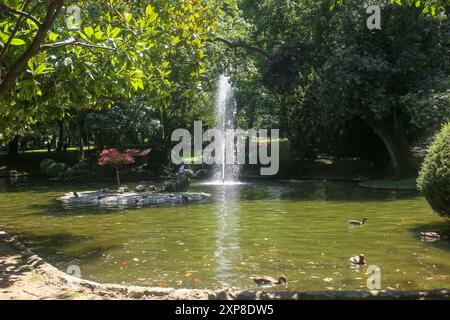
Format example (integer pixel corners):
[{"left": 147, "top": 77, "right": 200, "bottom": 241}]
[{"left": 213, "top": 75, "right": 240, "bottom": 184}]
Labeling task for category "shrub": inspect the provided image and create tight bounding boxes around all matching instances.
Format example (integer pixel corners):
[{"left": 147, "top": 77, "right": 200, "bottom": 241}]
[
  {"left": 45, "top": 162, "right": 67, "bottom": 178},
  {"left": 39, "top": 159, "right": 55, "bottom": 173},
  {"left": 417, "top": 122, "right": 450, "bottom": 218}
]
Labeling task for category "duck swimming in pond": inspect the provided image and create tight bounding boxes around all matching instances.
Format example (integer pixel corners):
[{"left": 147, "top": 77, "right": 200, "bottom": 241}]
[
  {"left": 349, "top": 254, "right": 366, "bottom": 265},
  {"left": 421, "top": 232, "right": 440, "bottom": 238},
  {"left": 348, "top": 217, "right": 368, "bottom": 226},
  {"left": 420, "top": 232, "right": 441, "bottom": 242},
  {"left": 251, "top": 275, "right": 288, "bottom": 287}
]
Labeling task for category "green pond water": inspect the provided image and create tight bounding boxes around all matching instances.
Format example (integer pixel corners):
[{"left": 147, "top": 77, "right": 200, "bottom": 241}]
[{"left": 1, "top": 178, "right": 449, "bottom": 292}]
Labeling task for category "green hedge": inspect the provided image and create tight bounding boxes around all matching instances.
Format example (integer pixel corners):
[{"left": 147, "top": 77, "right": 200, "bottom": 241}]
[
  {"left": 39, "top": 158, "right": 55, "bottom": 172},
  {"left": 417, "top": 122, "right": 450, "bottom": 218},
  {"left": 39, "top": 159, "right": 67, "bottom": 178},
  {"left": 45, "top": 162, "right": 67, "bottom": 178}
]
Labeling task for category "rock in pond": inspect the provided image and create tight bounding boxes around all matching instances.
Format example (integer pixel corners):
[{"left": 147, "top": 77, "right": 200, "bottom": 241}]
[{"left": 57, "top": 191, "right": 211, "bottom": 208}]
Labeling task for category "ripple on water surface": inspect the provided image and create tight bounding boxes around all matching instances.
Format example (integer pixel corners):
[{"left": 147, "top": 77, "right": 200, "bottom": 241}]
[{"left": 0, "top": 178, "right": 449, "bottom": 291}]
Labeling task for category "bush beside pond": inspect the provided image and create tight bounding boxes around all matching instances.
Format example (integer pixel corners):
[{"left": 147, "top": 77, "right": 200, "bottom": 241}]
[
  {"left": 39, "top": 159, "right": 67, "bottom": 178},
  {"left": 417, "top": 122, "right": 450, "bottom": 218},
  {"left": 45, "top": 163, "right": 67, "bottom": 178},
  {"left": 39, "top": 159, "right": 55, "bottom": 173}
]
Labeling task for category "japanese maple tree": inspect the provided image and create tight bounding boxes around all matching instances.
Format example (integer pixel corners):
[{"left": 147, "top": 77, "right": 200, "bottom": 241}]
[{"left": 98, "top": 149, "right": 136, "bottom": 186}]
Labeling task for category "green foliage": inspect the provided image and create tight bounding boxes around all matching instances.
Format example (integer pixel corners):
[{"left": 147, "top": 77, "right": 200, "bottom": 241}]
[
  {"left": 0, "top": 0, "right": 217, "bottom": 140},
  {"left": 40, "top": 158, "right": 68, "bottom": 178},
  {"left": 417, "top": 122, "right": 450, "bottom": 217},
  {"left": 84, "top": 96, "right": 160, "bottom": 149},
  {"left": 388, "top": 0, "right": 448, "bottom": 16},
  {"left": 39, "top": 158, "right": 55, "bottom": 172},
  {"left": 331, "top": 0, "right": 450, "bottom": 16},
  {"left": 45, "top": 162, "right": 67, "bottom": 178},
  {"left": 237, "top": 0, "right": 448, "bottom": 172},
  {"left": 2, "top": 0, "right": 448, "bottom": 175},
  {"left": 402, "top": 77, "right": 450, "bottom": 136},
  {"left": 318, "top": 4, "right": 448, "bottom": 126}
]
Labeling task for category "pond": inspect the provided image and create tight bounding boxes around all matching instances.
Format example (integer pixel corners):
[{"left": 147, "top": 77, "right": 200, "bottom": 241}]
[{"left": 0, "top": 178, "right": 449, "bottom": 292}]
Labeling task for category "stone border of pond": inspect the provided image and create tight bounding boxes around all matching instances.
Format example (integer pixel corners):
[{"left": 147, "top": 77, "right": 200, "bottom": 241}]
[
  {"left": 1, "top": 231, "right": 449, "bottom": 300},
  {"left": 358, "top": 178, "right": 419, "bottom": 191}
]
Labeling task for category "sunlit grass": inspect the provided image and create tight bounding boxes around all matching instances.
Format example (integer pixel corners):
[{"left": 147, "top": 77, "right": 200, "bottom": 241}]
[{"left": 23, "top": 147, "right": 90, "bottom": 153}]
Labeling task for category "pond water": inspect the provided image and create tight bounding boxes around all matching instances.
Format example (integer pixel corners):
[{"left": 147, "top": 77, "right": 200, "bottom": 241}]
[{"left": 1, "top": 178, "right": 449, "bottom": 291}]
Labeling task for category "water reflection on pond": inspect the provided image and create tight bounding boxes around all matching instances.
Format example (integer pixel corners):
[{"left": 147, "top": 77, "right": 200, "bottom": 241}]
[{"left": 0, "top": 178, "right": 449, "bottom": 291}]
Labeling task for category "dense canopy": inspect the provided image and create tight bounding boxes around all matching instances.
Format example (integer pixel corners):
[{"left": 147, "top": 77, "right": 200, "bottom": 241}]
[{"left": 1, "top": 0, "right": 449, "bottom": 178}]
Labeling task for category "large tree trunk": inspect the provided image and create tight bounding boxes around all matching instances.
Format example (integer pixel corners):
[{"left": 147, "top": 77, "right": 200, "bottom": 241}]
[
  {"left": 78, "top": 136, "right": 85, "bottom": 159},
  {"left": 6, "top": 136, "right": 19, "bottom": 160},
  {"left": 160, "top": 109, "right": 171, "bottom": 163},
  {"left": 77, "top": 117, "right": 86, "bottom": 159},
  {"left": 75, "top": 111, "right": 89, "bottom": 159},
  {"left": 370, "top": 119, "right": 417, "bottom": 178}
]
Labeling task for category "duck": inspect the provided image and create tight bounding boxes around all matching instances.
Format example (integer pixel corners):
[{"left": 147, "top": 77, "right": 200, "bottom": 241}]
[
  {"left": 349, "top": 254, "right": 366, "bottom": 265},
  {"left": 420, "top": 232, "right": 441, "bottom": 242},
  {"left": 250, "top": 275, "right": 288, "bottom": 287},
  {"left": 420, "top": 232, "right": 440, "bottom": 239},
  {"left": 72, "top": 191, "right": 79, "bottom": 198},
  {"left": 348, "top": 217, "right": 368, "bottom": 226}
]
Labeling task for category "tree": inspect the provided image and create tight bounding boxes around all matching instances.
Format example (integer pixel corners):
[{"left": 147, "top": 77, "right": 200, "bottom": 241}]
[
  {"left": 84, "top": 95, "right": 161, "bottom": 150},
  {"left": 0, "top": 0, "right": 64, "bottom": 100},
  {"left": 317, "top": 4, "right": 448, "bottom": 177},
  {"left": 233, "top": 0, "right": 449, "bottom": 177},
  {"left": 97, "top": 148, "right": 138, "bottom": 186},
  {"left": 332, "top": 0, "right": 450, "bottom": 16},
  {"left": 1, "top": 0, "right": 217, "bottom": 142}
]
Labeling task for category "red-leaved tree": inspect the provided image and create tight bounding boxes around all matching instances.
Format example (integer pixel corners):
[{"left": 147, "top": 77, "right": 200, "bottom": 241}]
[{"left": 98, "top": 149, "right": 136, "bottom": 186}]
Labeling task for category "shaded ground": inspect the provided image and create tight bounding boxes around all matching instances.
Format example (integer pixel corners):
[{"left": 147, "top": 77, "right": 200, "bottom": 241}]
[
  {"left": 0, "top": 236, "right": 104, "bottom": 300},
  {"left": 0, "top": 151, "right": 80, "bottom": 176}
]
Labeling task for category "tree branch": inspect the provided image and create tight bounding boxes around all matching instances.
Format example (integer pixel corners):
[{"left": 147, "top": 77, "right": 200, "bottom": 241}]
[
  {"left": 0, "top": 0, "right": 35, "bottom": 81},
  {"left": 0, "top": 0, "right": 64, "bottom": 100},
  {"left": 0, "top": 4, "right": 42, "bottom": 27},
  {"left": 212, "top": 37, "right": 272, "bottom": 58},
  {"left": 211, "top": 36, "right": 324, "bottom": 59},
  {"left": 41, "top": 38, "right": 117, "bottom": 51}
]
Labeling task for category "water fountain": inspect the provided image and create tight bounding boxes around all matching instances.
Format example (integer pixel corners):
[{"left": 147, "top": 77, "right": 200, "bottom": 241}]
[{"left": 214, "top": 75, "right": 240, "bottom": 184}]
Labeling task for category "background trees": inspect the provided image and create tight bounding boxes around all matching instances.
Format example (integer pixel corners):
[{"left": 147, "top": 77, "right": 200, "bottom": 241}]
[
  {"left": 83, "top": 96, "right": 160, "bottom": 151},
  {"left": 319, "top": 4, "right": 449, "bottom": 177},
  {"left": 230, "top": 0, "right": 449, "bottom": 177},
  {"left": 0, "top": 0, "right": 216, "bottom": 143},
  {"left": 1, "top": 0, "right": 448, "bottom": 181}
]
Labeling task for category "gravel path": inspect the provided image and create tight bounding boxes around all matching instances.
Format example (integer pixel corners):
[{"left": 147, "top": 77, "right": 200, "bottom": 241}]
[{"left": 0, "top": 236, "right": 103, "bottom": 300}]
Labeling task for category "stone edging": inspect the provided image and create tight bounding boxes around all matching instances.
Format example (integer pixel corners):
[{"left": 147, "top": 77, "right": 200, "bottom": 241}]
[
  {"left": 1, "top": 231, "right": 449, "bottom": 300},
  {"left": 357, "top": 181, "right": 418, "bottom": 191}
]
